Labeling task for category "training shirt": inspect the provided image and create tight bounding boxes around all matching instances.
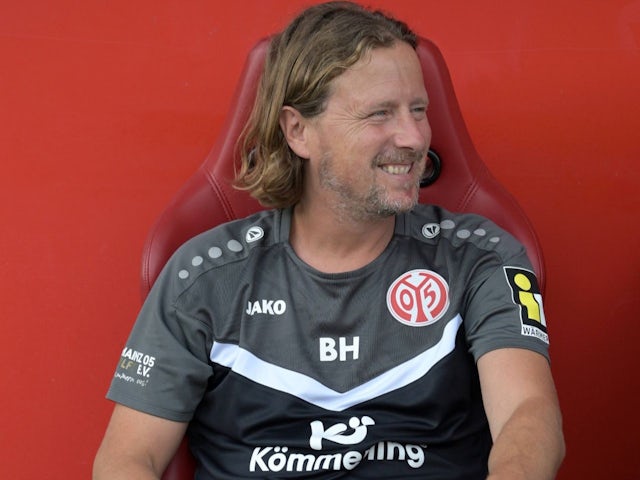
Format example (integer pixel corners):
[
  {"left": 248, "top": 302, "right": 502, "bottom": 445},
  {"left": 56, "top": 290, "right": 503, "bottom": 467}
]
[{"left": 107, "top": 204, "right": 550, "bottom": 479}]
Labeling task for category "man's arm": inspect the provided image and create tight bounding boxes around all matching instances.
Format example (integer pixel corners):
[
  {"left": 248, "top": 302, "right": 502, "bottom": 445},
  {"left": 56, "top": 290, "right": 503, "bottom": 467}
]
[
  {"left": 93, "top": 404, "right": 188, "bottom": 480},
  {"left": 478, "top": 348, "right": 565, "bottom": 479}
]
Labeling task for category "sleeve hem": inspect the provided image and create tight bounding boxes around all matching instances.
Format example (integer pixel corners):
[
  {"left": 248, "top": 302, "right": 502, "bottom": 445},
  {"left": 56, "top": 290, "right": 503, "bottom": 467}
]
[
  {"left": 472, "top": 342, "right": 550, "bottom": 364},
  {"left": 106, "top": 391, "right": 193, "bottom": 423}
]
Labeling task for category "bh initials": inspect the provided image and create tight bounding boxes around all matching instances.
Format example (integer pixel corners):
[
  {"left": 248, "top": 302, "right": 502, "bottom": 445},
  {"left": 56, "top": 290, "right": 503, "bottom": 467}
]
[{"left": 319, "top": 336, "right": 360, "bottom": 362}]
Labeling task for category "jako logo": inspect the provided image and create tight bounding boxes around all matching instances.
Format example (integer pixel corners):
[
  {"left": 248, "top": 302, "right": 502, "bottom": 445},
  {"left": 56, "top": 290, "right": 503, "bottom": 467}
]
[
  {"left": 246, "top": 226, "right": 264, "bottom": 243},
  {"left": 246, "top": 299, "right": 287, "bottom": 316},
  {"left": 309, "top": 416, "right": 374, "bottom": 451},
  {"left": 386, "top": 269, "right": 449, "bottom": 326},
  {"left": 421, "top": 223, "right": 440, "bottom": 239}
]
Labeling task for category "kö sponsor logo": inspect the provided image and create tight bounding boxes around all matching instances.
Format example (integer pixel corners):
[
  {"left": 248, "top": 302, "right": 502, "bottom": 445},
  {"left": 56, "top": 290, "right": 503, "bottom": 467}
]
[{"left": 249, "top": 416, "right": 427, "bottom": 473}]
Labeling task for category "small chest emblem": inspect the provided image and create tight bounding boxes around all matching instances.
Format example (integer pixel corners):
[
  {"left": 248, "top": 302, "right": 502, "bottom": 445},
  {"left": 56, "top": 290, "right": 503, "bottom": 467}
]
[
  {"left": 246, "top": 226, "right": 264, "bottom": 243},
  {"left": 386, "top": 269, "right": 450, "bottom": 327},
  {"left": 421, "top": 223, "right": 440, "bottom": 239}
]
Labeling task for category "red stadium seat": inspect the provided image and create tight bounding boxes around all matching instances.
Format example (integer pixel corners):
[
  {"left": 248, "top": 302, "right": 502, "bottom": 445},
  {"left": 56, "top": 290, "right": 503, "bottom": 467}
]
[{"left": 140, "top": 37, "right": 545, "bottom": 480}]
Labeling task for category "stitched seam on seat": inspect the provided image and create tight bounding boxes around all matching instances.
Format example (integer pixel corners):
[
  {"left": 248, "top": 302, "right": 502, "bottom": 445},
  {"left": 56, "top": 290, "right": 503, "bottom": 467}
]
[
  {"left": 203, "top": 168, "right": 237, "bottom": 221},
  {"left": 456, "top": 180, "right": 479, "bottom": 211}
]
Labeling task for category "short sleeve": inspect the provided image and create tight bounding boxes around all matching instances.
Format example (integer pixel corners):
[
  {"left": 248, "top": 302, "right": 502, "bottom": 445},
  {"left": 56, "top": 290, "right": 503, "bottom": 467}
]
[
  {"left": 106, "top": 256, "right": 214, "bottom": 422},
  {"left": 464, "top": 250, "right": 550, "bottom": 363}
]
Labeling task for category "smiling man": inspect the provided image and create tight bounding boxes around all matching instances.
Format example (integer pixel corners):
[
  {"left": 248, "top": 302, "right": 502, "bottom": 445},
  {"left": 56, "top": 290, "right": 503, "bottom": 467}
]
[
  {"left": 296, "top": 40, "right": 430, "bottom": 218},
  {"left": 94, "top": 2, "right": 565, "bottom": 479},
  {"left": 281, "top": 39, "right": 431, "bottom": 272}
]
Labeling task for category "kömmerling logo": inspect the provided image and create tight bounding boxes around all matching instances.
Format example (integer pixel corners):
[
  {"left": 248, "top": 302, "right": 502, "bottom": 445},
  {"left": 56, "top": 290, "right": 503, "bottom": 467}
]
[{"left": 249, "top": 416, "right": 427, "bottom": 473}]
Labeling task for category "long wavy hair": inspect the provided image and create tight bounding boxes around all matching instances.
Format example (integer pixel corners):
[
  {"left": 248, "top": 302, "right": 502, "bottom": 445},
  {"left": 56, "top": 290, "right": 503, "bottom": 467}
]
[{"left": 234, "top": 1, "right": 417, "bottom": 208}]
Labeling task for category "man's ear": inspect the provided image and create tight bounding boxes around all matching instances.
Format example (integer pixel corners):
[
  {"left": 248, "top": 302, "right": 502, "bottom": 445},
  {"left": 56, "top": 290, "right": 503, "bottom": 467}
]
[{"left": 279, "top": 106, "right": 312, "bottom": 159}]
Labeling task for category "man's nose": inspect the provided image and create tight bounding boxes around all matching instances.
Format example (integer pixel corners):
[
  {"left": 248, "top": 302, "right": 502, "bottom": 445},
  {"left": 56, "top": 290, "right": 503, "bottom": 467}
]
[{"left": 392, "top": 112, "right": 431, "bottom": 153}]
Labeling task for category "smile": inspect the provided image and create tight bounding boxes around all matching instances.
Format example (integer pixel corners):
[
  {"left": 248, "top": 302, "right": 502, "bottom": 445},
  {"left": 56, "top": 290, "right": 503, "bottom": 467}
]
[{"left": 380, "top": 164, "right": 412, "bottom": 175}]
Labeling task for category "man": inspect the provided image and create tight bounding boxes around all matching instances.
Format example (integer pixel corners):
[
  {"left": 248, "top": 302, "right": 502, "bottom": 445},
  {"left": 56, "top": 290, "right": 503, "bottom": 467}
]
[{"left": 94, "top": 2, "right": 565, "bottom": 478}]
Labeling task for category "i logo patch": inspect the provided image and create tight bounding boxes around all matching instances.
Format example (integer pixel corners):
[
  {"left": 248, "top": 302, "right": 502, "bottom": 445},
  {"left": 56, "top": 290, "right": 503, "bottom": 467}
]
[
  {"left": 504, "top": 267, "right": 549, "bottom": 343},
  {"left": 386, "top": 269, "right": 450, "bottom": 326}
]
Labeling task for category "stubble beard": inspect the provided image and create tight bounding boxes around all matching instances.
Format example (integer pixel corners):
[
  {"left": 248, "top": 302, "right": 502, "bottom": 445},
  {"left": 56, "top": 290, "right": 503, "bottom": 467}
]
[{"left": 318, "top": 149, "right": 425, "bottom": 224}]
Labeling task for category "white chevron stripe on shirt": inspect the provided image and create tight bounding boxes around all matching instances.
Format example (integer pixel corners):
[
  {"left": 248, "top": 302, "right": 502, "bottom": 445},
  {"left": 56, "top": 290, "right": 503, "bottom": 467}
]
[{"left": 210, "top": 314, "right": 462, "bottom": 412}]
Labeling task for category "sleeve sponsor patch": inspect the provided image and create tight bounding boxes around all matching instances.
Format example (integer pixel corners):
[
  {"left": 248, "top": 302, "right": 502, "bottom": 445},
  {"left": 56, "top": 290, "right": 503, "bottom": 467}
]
[
  {"left": 114, "top": 347, "right": 156, "bottom": 388},
  {"left": 503, "top": 267, "right": 549, "bottom": 344}
]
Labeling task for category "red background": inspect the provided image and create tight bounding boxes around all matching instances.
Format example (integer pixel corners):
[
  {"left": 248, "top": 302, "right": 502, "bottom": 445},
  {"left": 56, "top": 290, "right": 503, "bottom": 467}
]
[{"left": 1, "top": 1, "right": 639, "bottom": 478}]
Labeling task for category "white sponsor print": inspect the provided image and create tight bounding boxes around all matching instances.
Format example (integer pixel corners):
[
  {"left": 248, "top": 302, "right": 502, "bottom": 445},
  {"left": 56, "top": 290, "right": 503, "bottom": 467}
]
[
  {"left": 522, "top": 325, "right": 549, "bottom": 343},
  {"left": 246, "top": 299, "right": 287, "bottom": 316},
  {"left": 117, "top": 347, "right": 156, "bottom": 387},
  {"left": 248, "top": 416, "right": 427, "bottom": 473},
  {"left": 310, "top": 416, "right": 374, "bottom": 450}
]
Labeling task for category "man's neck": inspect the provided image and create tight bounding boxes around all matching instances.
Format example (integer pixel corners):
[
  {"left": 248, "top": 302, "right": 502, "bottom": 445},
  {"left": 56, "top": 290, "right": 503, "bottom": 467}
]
[{"left": 289, "top": 200, "right": 396, "bottom": 274}]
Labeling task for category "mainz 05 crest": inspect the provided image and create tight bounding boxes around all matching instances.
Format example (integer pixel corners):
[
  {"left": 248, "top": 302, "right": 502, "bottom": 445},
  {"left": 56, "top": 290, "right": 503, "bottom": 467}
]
[{"left": 386, "top": 269, "right": 450, "bottom": 326}]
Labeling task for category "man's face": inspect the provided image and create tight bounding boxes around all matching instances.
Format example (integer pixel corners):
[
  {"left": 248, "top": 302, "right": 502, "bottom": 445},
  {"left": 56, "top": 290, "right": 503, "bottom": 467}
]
[{"left": 304, "top": 41, "right": 431, "bottom": 222}]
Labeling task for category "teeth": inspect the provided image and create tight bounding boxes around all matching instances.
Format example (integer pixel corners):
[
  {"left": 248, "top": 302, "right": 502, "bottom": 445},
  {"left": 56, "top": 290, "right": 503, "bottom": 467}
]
[{"left": 381, "top": 164, "right": 411, "bottom": 175}]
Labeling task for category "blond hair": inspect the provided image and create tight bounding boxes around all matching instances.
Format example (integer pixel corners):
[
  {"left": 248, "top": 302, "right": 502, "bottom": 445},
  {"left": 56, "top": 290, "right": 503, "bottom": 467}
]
[{"left": 234, "top": 1, "right": 417, "bottom": 208}]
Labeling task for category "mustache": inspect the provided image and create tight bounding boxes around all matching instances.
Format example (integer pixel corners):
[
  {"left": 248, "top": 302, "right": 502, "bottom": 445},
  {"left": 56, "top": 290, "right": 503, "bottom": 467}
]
[{"left": 373, "top": 148, "right": 427, "bottom": 166}]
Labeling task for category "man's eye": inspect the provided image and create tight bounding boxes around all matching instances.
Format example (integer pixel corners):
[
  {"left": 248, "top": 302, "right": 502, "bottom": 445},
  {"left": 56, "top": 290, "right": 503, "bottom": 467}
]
[
  {"left": 370, "top": 110, "right": 389, "bottom": 118},
  {"left": 411, "top": 106, "right": 428, "bottom": 119}
]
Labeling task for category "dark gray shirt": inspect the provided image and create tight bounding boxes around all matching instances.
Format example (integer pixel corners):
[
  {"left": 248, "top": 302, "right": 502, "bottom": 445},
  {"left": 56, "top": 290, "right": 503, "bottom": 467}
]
[{"left": 107, "top": 204, "right": 550, "bottom": 479}]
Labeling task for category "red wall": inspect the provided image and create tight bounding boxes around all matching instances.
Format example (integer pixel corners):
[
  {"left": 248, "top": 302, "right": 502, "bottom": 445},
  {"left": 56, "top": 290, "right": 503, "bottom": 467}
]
[{"left": 1, "top": 1, "right": 638, "bottom": 478}]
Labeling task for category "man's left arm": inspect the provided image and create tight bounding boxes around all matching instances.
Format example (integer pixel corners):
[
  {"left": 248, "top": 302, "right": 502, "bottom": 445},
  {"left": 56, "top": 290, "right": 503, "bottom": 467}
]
[{"left": 478, "top": 348, "right": 565, "bottom": 479}]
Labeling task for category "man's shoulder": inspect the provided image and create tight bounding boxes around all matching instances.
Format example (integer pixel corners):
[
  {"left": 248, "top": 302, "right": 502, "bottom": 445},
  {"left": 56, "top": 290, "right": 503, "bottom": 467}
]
[
  {"left": 185, "top": 208, "right": 280, "bottom": 250},
  {"left": 404, "top": 204, "right": 525, "bottom": 260},
  {"left": 155, "top": 208, "right": 284, "bottom": 293}
]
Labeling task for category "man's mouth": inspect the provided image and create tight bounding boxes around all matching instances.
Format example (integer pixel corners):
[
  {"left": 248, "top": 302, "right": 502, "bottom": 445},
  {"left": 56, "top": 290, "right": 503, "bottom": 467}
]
[{"left": 380, "top": 164, "right": 412, "bottom": 175}]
